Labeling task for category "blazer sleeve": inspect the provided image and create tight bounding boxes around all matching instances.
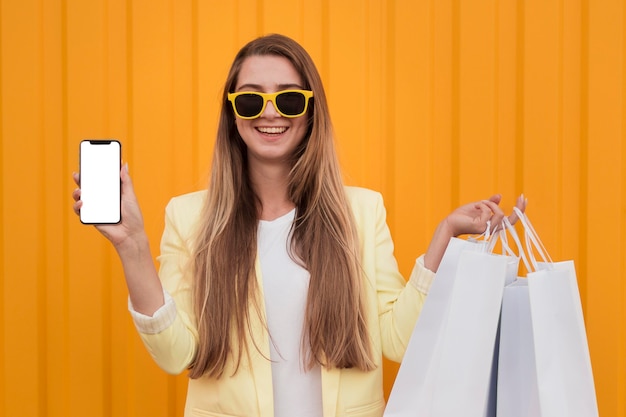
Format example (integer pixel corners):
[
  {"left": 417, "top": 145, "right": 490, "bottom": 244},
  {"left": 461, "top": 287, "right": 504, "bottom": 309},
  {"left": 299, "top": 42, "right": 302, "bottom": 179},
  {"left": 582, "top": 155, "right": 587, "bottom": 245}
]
[
  {"left": 135, "top": 194, "right": 201, "bottom": 375},
  {"left": 349, "top": 188, "right": 434, "bottom": 363}
]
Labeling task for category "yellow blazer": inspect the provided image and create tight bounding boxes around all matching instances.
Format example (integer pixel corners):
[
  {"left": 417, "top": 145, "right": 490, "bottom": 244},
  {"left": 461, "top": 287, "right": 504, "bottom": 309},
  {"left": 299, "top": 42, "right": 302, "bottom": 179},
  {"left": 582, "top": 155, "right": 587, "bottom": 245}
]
[{"left": 138, "top": 186, "right": 433, "bottom": 417}]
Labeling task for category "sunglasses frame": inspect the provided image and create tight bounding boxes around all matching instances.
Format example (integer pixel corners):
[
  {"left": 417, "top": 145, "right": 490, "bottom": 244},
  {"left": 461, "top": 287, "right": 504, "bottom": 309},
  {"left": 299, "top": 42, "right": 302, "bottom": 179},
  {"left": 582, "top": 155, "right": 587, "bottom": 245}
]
[{"left": 227, "top": 89, "right": 314, "bottom": 119}]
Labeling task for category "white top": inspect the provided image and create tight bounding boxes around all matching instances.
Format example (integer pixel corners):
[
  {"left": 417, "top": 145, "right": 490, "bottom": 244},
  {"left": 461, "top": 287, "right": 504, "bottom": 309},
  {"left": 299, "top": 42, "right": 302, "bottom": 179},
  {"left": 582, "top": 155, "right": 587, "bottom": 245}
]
[{"left": 257, "top": 208, "right": 323, "bottom": 417}]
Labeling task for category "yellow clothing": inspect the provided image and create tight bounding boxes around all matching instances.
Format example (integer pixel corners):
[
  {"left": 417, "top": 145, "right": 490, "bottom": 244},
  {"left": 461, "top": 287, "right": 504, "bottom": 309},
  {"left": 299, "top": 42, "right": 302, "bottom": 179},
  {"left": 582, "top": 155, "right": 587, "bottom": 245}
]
[{"left": 137, "top": 186, "right": 434, "bottom": 417}]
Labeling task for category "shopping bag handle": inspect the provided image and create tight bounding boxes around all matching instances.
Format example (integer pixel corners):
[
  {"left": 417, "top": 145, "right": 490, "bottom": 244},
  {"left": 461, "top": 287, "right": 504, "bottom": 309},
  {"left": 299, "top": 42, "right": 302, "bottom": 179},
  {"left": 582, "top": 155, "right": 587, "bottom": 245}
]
[
  {"left": 469, "top": 220, "right": 499, "bottom": 254},
  {"left": 499, "top": 217, "right": 532, "bottom": 273},
  {"left": 512, "top": 207, "right": 553, "bottom": 270}
]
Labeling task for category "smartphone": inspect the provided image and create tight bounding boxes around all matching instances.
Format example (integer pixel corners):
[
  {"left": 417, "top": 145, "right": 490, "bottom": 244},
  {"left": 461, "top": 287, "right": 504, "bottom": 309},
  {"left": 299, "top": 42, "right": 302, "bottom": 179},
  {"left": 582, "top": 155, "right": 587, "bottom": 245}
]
[{"left": 79, "top": 140, "right": 122, "bottom": 224}]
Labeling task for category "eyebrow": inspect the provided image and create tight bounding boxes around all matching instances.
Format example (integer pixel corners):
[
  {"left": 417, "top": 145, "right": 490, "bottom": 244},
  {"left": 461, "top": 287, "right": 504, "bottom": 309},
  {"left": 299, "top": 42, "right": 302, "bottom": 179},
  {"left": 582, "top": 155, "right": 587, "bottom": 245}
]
[{"left": 235, "top": 83, "right": 305, "bottom": 91}]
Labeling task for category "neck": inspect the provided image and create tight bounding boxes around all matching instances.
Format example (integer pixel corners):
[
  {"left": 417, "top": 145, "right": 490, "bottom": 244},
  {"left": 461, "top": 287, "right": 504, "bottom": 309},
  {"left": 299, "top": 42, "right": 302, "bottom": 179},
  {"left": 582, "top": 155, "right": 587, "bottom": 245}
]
[{"left": 248, "top": 161, "right": 295, "bottom": 221}]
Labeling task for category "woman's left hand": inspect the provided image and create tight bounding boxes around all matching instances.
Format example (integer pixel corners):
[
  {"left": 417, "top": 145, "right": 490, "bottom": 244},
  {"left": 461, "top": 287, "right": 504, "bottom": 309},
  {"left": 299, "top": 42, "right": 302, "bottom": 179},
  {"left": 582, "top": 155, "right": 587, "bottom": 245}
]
[
  {"left": 424, "top": 194, "right": 527, "bottom": 272},
  {"left": 444, "top": 194, "right": 526, "bottom": 237}
]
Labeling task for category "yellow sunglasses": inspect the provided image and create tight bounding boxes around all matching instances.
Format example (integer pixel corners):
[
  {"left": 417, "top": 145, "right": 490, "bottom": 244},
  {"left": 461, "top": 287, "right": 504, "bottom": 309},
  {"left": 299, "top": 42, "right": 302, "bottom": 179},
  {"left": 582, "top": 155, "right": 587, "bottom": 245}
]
[{"left": 227, "top": 89, "right": 314, "bottom": 119}]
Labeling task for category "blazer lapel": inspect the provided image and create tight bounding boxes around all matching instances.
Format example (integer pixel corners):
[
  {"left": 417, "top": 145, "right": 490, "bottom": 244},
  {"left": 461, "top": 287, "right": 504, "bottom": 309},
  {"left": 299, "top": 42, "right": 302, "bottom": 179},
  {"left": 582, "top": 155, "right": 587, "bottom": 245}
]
[
  {"left": 321, "top": 366, "right": 341, "bottom": 417},
  {"left": 248, "top": 257, "right": 275, "bottom": 416}
]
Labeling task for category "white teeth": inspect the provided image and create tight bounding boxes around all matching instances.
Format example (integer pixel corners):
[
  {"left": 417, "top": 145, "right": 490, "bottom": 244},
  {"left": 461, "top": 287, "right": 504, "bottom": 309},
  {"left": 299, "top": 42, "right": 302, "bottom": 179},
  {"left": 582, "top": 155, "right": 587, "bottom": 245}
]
[{"left": 257, "top": 126, "right": 287, "bottom": 134}]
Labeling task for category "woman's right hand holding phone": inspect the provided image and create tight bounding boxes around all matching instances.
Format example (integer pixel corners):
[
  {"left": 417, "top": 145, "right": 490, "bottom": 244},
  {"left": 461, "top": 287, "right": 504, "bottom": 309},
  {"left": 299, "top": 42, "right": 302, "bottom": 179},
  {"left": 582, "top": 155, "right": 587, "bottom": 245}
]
[{"left": 72, "top": 163, "right": 147, "bottom": 251}]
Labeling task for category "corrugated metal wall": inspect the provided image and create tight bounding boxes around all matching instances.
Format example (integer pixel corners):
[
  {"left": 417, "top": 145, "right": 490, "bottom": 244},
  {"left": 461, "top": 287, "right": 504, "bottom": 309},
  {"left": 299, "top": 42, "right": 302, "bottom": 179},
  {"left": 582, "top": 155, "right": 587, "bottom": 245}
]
[{"left": 1, "top": 0, "right": 624, "bottom": 416}]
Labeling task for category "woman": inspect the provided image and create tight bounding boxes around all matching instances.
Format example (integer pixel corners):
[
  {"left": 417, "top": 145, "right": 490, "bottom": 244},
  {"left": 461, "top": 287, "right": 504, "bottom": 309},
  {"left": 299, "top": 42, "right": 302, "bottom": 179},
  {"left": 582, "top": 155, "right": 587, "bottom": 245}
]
[{"left": 73, "top": 33, "right": 523, "bottom": 417}]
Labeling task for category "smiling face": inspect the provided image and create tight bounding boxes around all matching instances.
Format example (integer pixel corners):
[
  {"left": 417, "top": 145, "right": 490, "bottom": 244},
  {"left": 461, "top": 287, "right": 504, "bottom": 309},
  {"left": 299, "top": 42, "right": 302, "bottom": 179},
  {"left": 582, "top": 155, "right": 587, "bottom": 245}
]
[{"left": 233, "top": 55, "right": 310, "bottom": 170}]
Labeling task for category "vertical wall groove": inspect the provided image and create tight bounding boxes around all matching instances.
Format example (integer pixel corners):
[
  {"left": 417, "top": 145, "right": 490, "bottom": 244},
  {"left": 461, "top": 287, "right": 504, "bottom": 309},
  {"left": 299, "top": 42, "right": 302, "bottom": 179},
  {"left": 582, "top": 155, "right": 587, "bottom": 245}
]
[
  {"left": 622, "top": 1, "right": 626, "bottom": 412},
  {"left": 60, "top": 0, "right": 70, "bottom": 413},
  {"left": 124, "top": 1, "right": 135, "bottom": 412},
  {"left": 579, "top": 0, "right": 589, "bottom": 314},
  {"left": 0, "top": 0, "right": 5, "bottom": 414},
  {"left": 256, "top": 0, "right": 264, "bottom": 34},
  {"left": 451, "top": 0, "right": 460, "bottom": 208},
  {"left": 126, "top": 0, "right": 134, "bottom": 164},
  {"left": 617, "top": 2, "right": 626, "bottom": 415},
  {"left": 101, "top": 2, "right": 113, "bottom": 416},
  {"left": 191, "top": 0, "right": 199, "bottom": 185},
  {"left": 36, "top": 2, "right": 48, "bottom": 416},
  {"left": 168, "top": 0, "right": 176, "bottom": 196},
  {"left": 427, "top": 0, "right": 436, "bottom": 221},
  {"left": 556, "top": 0, "right": 565, "bottom": 251},
  {"left": 493, "top": 0, "right": 500, "bottom": 185},
  {"left": 385, "top": 0, "right": 395, "bottom": 214},
  {"left": 320, "top": 0, "right": 329, "bottom": 85},
  {"left": 515, "top": 0, "right": 525, "bottom": 196}
]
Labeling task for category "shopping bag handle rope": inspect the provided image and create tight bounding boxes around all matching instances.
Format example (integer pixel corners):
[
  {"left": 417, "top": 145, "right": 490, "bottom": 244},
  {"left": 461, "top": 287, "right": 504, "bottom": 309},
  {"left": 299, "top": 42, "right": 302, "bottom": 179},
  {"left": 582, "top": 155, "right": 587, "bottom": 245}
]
[
  {"left": 513, "top": 207, "right": 553, "bottom": 270},
  {"left": 468, "top": 220, "right": 499, "bottom": 254},
  {"left": 500, "top": 217, "right": 533, "bottom": 273}
]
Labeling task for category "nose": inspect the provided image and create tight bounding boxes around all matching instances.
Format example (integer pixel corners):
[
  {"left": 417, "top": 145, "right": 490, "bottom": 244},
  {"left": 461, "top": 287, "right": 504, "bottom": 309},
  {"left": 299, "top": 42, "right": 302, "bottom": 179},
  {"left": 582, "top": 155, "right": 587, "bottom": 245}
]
[{"left": 262, "top": 100, "right": 281, "bottom": 118}]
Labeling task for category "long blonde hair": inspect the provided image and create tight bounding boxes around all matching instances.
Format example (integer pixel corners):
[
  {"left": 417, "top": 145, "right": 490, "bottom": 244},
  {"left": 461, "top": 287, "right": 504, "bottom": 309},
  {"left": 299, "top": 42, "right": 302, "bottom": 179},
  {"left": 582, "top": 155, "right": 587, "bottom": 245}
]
[{"left": 189, "top": 34, "right": 375, "bottom": 379}]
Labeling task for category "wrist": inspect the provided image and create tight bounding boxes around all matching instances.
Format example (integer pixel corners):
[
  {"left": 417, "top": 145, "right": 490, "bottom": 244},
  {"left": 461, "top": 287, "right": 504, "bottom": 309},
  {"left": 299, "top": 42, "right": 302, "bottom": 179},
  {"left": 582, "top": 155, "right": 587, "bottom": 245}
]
[
  {"left": 114, "top": 232, "right": 151, "bottom": 258},
  {"left": 439, "top": 217, "right": 457, "bottom": 239},
  {"left": 424, "top": 220, "right": 455, "bottom": 272}
]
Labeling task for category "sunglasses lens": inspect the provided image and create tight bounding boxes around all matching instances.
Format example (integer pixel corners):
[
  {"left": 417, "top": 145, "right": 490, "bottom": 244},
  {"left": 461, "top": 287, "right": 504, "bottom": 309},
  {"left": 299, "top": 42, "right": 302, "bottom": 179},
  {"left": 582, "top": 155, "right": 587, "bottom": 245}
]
[
  {"left": 234, "top": 94, "right": 264, "bottom": 118},
  {"left": 276, "top": 91, "right": 307, "bottom": 116}
]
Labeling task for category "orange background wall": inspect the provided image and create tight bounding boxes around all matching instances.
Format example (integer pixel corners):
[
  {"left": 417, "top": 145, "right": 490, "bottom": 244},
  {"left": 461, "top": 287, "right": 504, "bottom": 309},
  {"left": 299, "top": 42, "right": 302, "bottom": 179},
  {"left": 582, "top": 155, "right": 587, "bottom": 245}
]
[{"left": 1, "top": 0, "right": 625, "bottom": 416}]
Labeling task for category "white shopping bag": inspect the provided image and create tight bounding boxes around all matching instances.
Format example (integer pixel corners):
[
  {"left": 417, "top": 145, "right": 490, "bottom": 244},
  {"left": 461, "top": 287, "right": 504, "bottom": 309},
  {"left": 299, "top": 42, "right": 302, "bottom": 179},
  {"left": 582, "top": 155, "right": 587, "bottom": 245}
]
[
  {"left": 498, "top": 278, "right": 541, "bottom": 417},
  {"left": 528, "top": 262, "right": 599, "bottom": 417},
  {"left": 385, "top": 236, "right": 515, "bottom": 417},
  {"left": 497, "top": 209, "right": 599, "bottom": 417}
]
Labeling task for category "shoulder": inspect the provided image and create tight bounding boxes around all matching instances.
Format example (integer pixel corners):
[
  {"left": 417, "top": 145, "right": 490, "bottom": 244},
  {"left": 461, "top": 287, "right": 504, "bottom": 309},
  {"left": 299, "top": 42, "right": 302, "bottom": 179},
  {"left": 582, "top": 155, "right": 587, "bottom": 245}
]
[
  {"left": 166, "top": 190, "right": 207, "bottom": 212},
  {"left": 163, "top": 190, "right": 207, "bottom": 233},
  {"left": 344, "top": 186, "right": 385, "bottom": 220},
  {"left": 344, "top": 185, "right": 384, "bottom": 208}
]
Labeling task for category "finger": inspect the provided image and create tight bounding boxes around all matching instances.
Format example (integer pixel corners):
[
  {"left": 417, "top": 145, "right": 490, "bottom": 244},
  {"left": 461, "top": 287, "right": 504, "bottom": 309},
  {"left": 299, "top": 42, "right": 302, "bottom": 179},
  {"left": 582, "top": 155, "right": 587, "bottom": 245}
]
[
  {"left": 507, "top": 194, "right": 527, "bottom": 225},
  {"left": 478, "top": 199, "right": 505, "bottom": 233},
  {"left": 471, "top": 202, "right": 495, "bottom": 234},
  {"left": 487, "top": 194, "right": 502, "bottom": 204},
  {"left": 480, "top": 200, "right": 505, "bottom": 219},
  {"left": 73, "top": 199, "right": 82, "bottom": 216},
  {"left": 473, "top": 201, "right": 492, "bottom": 218},
  {"left": 72, "top": 187, "right": 81, "bottom": 202},
  {"left": 482, "top": 199, "right": 504, "bottom": 213}
]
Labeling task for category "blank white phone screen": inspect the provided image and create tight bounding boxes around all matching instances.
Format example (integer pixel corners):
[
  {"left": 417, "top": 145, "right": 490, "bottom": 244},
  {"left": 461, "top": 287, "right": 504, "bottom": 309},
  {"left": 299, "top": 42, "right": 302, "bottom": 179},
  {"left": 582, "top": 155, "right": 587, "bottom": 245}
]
[{"left": 79, "top": 140, "right": 121, "bottom": 224}]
